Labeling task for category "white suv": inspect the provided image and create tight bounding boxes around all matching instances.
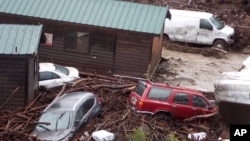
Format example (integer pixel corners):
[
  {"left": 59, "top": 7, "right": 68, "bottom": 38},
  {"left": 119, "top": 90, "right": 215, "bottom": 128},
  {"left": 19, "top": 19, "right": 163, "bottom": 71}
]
[{"left": 39, "top": 63, "right": 79, "bottom": 89}]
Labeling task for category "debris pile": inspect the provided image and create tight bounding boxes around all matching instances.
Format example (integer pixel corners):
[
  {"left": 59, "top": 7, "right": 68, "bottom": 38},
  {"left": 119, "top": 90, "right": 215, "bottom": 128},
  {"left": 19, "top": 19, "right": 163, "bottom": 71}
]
[
  {"left": 0, "top": 93, "right": 49, "bottom": 140},
  {"left": 0, "top": 74, "right": 227, "bottom": 141}
]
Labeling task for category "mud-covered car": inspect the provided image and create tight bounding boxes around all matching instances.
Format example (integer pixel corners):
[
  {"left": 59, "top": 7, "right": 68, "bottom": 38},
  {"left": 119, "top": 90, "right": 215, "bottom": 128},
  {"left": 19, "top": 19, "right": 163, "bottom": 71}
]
[
  {"left": 129, "top": 80, "right": 216, "bottom": 120},
  {"left": 31, "top": 91, "right": 102, "bottom": 141}
]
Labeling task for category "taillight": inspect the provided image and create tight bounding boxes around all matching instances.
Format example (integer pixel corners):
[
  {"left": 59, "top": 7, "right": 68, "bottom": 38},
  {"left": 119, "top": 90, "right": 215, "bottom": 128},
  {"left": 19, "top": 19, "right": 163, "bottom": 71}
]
[
  {"left": 93, "top": 93, "right": 101, "bottom": 104},
  {"left": 137, "top": 101, "right": 143, "bottom": 109},
  {"left": 98, "top": 97, "right": 101, "bottom": 104}
]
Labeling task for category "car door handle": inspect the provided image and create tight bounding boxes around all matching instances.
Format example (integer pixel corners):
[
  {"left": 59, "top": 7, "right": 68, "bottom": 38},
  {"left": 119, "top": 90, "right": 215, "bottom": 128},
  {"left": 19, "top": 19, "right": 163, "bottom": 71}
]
[
  {"left": 172, "top": 105, "right": 176, "bottom": 108},
  {"left": 192, "top": 108, "right": 197, "bottom": 110}
]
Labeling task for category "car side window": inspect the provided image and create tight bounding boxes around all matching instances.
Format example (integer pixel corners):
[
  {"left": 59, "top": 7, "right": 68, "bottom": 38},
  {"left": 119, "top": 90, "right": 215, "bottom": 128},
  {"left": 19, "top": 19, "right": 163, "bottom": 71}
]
[
  {"left": 173, "top": 93, "right": 189, "bottom": 105},
  {"left": 75, "top": 98, "right": 95, "bottom": 123},
  {"left": 200, "top": 19, "right": 213, "bottom": 30},
  {"left": 192, "top": 95, "right": 208, "bottom": 108},
  {"left": 39, "top": 71, "right": 60, "bottom": 81},
  {"left": 147, "top": 87, "right": 171, "bottom": 100},
  {"left": 75, "top": 106, "right": 84, "bottom": 122},
  {"left": 83, "top": 98, "right": 95, "bottom": 114}
]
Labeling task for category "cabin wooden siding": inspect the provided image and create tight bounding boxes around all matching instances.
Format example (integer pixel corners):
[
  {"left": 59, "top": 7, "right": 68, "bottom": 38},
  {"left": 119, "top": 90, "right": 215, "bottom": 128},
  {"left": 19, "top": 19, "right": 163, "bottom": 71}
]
[
  {"left": 0, "top": 56, "right": 38, "bottom": 110},
  {"left": 114, "top": 32, "right": 152, "bottom": 78},
  {"left": 38, "top": 24, "right": 116, "bottom": 74},
  {"left": 0, "top": 15, "right": 163, "bottom": 78},
  {"left": 150, "top": 34, "right": 164, "bottom": 77},
  {"left": 27, "top": 58, "right": 39, "bottom": 102},
  {"left": 39, "top": 26, "right": 155, "bottom": 77}
]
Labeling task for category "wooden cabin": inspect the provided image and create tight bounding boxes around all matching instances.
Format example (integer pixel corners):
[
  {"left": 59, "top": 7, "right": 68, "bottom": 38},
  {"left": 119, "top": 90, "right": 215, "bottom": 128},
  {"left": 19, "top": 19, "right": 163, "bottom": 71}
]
[
  {"left": 0, "top": 24, "right": 42, "bottom": 110},
  {"left": 0, "top": 0, "right": 170, "bottom": 79}
]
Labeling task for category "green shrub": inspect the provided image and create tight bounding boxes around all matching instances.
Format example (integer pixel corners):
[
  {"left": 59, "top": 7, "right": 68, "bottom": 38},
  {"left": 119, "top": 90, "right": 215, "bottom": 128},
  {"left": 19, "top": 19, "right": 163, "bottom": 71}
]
[
  {"left": 165, "top": 132, "right": 180, "bottom": 141},
  {"left": 126, "top": 127, "right": 148, "bottom": 141}
]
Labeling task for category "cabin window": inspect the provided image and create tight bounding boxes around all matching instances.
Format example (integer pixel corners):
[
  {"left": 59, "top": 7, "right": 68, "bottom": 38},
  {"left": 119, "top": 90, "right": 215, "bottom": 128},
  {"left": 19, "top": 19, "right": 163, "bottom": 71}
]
[
  {"left": 65, "top": 31, "right": 89, "bottom": 53},
  {"left": 40, "top": 33, "right": 53, "bottom": 46}
]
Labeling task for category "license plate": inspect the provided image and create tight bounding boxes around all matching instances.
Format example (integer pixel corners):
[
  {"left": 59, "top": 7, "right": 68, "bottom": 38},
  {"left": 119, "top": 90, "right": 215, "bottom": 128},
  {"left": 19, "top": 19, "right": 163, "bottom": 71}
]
[{"left": 131, "top": 97, "right": 137, "bottom": 105}]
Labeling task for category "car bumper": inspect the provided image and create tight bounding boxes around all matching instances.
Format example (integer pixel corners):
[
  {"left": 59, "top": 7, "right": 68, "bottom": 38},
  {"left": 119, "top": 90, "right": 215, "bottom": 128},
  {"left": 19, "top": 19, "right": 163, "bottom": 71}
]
[{"left": 130, "top": 106, "right": 153, "bottom": 115}]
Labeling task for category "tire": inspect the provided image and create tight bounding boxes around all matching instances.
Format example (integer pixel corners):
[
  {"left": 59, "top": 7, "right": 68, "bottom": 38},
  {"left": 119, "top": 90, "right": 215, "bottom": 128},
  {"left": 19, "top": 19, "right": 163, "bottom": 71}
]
[
  {"left": 39, "top": 86, "right": 47, "bottom": 92},
  {"left": 213, "top": 40, "right": 226, "bottom": 50},
  {"left": 163, "top": 34, "right": 170, "bottom": 41},
  {"left": 155, "top": 112, "right": 172, "bottom": 122}
]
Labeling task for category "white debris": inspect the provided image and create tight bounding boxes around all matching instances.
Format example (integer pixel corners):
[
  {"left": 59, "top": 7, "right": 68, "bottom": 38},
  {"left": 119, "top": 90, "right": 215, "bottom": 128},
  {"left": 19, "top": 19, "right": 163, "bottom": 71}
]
[
  {"left": 92, "top": 130, "right": 115, "bottom": 141},
  {"left": 187, "top": 132, "right": 207, "bottom": 141}
]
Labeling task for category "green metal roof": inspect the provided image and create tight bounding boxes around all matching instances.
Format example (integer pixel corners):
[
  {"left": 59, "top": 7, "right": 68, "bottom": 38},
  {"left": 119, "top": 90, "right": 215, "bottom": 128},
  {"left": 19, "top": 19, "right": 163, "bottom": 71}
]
[
  {"left": 0, "top": 0, "right": 169, "bottom": 34},
  {"left": 0, "top": 24, "right": 42, "bottom": 55}
]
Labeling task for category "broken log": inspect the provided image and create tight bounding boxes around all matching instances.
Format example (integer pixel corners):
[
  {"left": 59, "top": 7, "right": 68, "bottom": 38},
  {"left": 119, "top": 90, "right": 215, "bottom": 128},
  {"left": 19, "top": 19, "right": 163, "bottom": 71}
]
[{"left": 184, "top": 111, "right": 218, "bottom": 122}]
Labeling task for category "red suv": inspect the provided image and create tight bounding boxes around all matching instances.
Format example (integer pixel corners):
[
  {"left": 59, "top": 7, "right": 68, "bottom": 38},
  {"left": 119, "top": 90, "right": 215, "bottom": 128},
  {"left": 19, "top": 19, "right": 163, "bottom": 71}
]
[{"left": 129, "top": 80, "right": 216, "bottom": 120}]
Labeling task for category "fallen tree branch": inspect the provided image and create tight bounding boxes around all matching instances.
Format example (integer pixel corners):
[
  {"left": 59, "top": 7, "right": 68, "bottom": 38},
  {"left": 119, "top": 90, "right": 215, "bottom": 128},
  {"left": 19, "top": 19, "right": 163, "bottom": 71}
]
[
  {"left": 188, "top": 123, "right": 210, "bottom": 133},
  {"left": 0, "top": 87, "right": 20, "bottom": 108},
  {"left": 184, "top": 111, "right": 218, "bottom": 122},
  {"left": 211, "top": 47, "right": 228, "bottom": 53}
]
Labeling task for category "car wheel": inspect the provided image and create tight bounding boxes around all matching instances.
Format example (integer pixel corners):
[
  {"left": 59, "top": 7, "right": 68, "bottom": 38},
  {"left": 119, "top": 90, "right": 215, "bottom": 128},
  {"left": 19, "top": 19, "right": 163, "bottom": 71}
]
[
  {"left": 39, "top": 86, "right": 47, "bottom": 92},
  {"left": 155, "top": 112, "right": 172, "bottom": 122},
  {"left": 213, "top": 40, "right": 226, "bottom": 50},
  {"left": 163, "top": 34, "right": 170, "bottom": 41}
]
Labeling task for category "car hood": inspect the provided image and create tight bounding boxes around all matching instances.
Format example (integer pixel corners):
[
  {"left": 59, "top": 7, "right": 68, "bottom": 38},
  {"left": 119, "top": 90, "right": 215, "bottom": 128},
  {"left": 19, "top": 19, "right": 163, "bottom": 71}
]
[
  {"left": 65, "top": 67, "right": 79, "bottom": 78},
  {"left": 220, "top": 25, "right": 234, "bottom": 35},
  {"left": 31, "top": 129, "right": 72, "bottom": 141}
]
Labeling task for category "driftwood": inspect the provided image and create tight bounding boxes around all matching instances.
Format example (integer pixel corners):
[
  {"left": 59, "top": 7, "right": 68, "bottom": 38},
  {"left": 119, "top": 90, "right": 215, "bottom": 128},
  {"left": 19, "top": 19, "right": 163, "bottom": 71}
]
[
  {"left": 211, "top": 47, "right": 228, "bottom": 54},
  {"left": 0, "top": 87, "right": 20, "bottom": 108},
  {"left": 0, "top": 75, "right": 223, "bottom": 141},
  {"left": 184, "top": 111, "right": 218, "bottom": 122}
]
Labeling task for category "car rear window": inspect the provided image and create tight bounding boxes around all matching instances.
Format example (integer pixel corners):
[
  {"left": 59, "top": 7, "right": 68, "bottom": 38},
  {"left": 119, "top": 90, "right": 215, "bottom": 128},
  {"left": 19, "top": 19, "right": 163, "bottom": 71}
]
[
  {"left": 55, "top": 64, "right": 69, "bottom": 75},
  {"left": 134, "top": 81, "right": 147, "bottom": 96},
  {"left": 147, "top": 87, "right": 171, "bottom": 100}
]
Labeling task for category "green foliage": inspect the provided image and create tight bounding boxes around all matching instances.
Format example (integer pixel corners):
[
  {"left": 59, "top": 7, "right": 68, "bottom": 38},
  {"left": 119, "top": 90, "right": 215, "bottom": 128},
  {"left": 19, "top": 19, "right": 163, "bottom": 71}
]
[
  {"left": 165, "top": 132, "right": 180, "bottom": 141},
  {"left": 126, "top": 127, "right": 148, "bottom": 141}
]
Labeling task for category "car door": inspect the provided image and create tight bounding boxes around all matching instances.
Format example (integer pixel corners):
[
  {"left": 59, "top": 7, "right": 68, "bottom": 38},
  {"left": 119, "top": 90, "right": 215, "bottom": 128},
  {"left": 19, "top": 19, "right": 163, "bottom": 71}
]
[
  {"left": 192, "top": 95, "right": 212, "bottom": 115},
  {"left": 171, "top": 92, "right": 195, "bottom": 119},
  {"left": 74, "top": 105, "right": 84, "bottom": 131},
  {"left": 197, "top": 18, "right": 213, "bottom": 44},
  {"left": 39, "top": 71, "right": 60, "bottom": 88},
  {"left": 52, "top": 72, "right": 63, "bottom": 87},
  {"left": 144, "top": 87, "right": 172, "bottom": 113},
  {"left": 74, "top": 98, "right": 96, "bottom": 130},
  {"left": 82, "top": 98, "right": 95, "bottom": 120},
  {"left": 183, "top": 18, "right": 199, "bottom": 43}
]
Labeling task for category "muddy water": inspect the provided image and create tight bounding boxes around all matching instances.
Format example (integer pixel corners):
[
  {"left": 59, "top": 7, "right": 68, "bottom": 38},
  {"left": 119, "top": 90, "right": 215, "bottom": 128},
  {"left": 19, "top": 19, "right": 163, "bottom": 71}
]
[{"left": 160, "top": 48, "right": 249, "bottom": 92}]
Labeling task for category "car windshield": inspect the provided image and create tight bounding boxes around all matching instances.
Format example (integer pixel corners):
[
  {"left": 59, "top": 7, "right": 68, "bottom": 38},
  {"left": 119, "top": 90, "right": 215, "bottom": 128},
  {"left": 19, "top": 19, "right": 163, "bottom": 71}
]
[
  {"left": 36, "top": 111, "right": 72, "bottom": 131},
  {"left": 55, "top": 64, "right": 69, "bottom": 75},
  {"left": 209, "top": 16, "right": 224, "bottom": 30},
  {"left": 134, "top": 81, "right": 147, "bottom": 96}
]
